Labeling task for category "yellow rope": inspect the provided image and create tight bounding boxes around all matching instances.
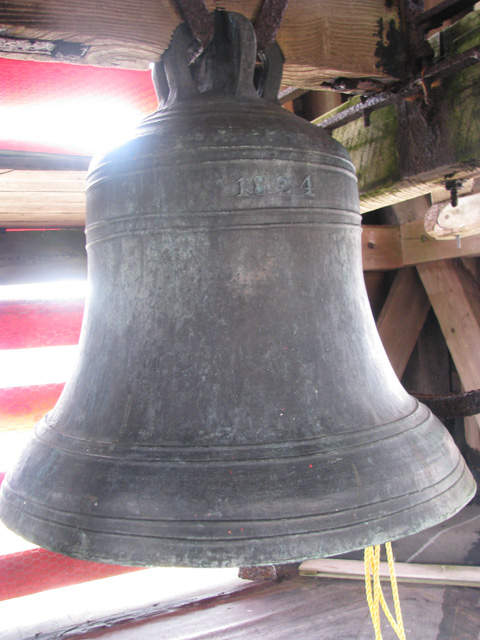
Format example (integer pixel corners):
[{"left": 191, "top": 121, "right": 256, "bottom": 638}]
[{"left": 364, "top": 543, "right": 407, "bottom": 640}]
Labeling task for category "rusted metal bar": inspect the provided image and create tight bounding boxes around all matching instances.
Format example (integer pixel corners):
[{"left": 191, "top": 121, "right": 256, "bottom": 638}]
[
  {"left": 171, "top": 0, "right": 214, "bottom": 51},
  {"left": 254, "top": 0, "right": 290, "bottom": 51},
  {"left": 318, "top": 44, "right": 480, "bottom": 131},
  {"left": 413, "top": 389, "right": 480, "bottom": 419}
]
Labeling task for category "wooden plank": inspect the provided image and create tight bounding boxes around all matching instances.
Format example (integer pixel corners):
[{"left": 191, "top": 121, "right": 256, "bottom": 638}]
[
  {"left": 314, "top": 11, "right": 480, "bottom": 212},
  {"left": 417, "top": 259, "right": 480, "bottom": 393},
  {"left": 0, "top": 230, "right": 86, "bottom": 284},
  {"left": 361, "top": 225, "right": 403, "bottom": 271},
  {"left": 0, "top": 169, "right": 87, "bottom": 227},
  {"left": 401, "top": 219, "right": 480, "bottom": 266},
  {"left": 26, "top": 575, "right": 480, "bottom": 640},
  {"left": 0, "top": 1, "right": 403, "bottom": 84},
  {"left": 0, "top": 210, "right": 86, "bottom": 228},
  {"left": 0, "top": 151, "right": 91, "bottom": 171},
  {"left": 300, "top": 558, "right": 480, "bottom": 588},
  {"left": 377, "top": 267, "right": 431, "bottom": 378},
  {"left": 0, "top": 170, "right": 86, "bottom": 192},
  {"left": 0, "top": 193, "right": 85, "bottom": 204}
]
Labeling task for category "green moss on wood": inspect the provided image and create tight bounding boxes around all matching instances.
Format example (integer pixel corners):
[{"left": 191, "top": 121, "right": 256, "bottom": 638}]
[
  {"left": 311, "top": 10, "right": 480, "bottom": 208},
  {"left": 441, "top": 11, "right": 480, "bottom": 164},
  {"left": 333, "top": 105, "right": 400, "bottom": 195}
]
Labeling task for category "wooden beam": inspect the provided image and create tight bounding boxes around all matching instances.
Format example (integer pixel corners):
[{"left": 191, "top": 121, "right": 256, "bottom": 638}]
[
  {"left": 417, "top": 259, "right": 480, "bottom": 453},
  {"left": 0, "top": 1, "right": 402, "bottom": 85},
  {"left": 299, "top": 558, "right": 480, "bottom": 588},
  {"left": 314, "top": 11, "right": 480, "bottom": 212},
  {"left": 361, "top": 225, "right": 403, "bottom": 271},
  {"left": 0, "top": 170, "right": 87, "bottom": 229},
  {"left": 377, "top": 267, "right": 431, "bottom": 378},
  {"left": 417, "top": 259, "right": 480, "bottom": 393},
  {"left": 401, "top": 219, "right": 480, "bottom": 266}
]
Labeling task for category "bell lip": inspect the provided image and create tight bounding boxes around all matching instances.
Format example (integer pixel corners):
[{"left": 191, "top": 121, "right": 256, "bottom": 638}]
[{"left": 0, "top": 457, "right": 475, "bottom": 569}]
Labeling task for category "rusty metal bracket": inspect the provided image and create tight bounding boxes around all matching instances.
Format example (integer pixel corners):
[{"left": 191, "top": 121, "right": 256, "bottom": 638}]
[
  {"left": 253, "top": 0, "right": 290, "bottom": 52},
  {"left": 171, "top": 0, "right": 214, "bottom": 53},
  {"left": 170, "top": 0, "right": 289, "bottom": 56}
]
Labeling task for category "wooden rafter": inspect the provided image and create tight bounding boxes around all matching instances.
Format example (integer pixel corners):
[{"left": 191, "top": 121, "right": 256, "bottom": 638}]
[
  {"left": 417, "top": 259, "right": 480, "bottom": 394},
  {"left": 376, "top": 267, "right": 431, "bottom": 379},
  {"left": 417, "top": 259, "right": 480, "bottom": 450},
  {"left": 0, "top": 0, "right": 402, "bottom": 86}
]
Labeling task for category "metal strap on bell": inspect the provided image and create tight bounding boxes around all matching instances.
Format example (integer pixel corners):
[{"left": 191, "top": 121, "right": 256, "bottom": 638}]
[{"left": 0, "top": 12, "right": 475, "bottom": 568}]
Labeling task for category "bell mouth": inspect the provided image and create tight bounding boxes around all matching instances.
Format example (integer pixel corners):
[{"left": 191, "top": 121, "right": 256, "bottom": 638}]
[{"left": 0, "top": 401, "right": 475, "bottom": 568}]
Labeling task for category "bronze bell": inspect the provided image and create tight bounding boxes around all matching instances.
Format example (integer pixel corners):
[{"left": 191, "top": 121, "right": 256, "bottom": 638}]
[{"left": 0, "top": 12, "right": 475, "bottom": 568}]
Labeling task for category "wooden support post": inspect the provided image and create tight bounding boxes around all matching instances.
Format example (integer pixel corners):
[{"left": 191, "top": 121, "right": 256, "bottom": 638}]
[
  {"left": 377, "top": 267, "right": 431, "bottom": 378},
  {"left": 417, "top": 259, "right": 480, "bottom": 455}
]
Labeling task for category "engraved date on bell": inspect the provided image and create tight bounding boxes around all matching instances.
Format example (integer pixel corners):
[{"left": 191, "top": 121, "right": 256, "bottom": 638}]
[{"left": 234, "top": 175, "right": 314, "bottom": 197}]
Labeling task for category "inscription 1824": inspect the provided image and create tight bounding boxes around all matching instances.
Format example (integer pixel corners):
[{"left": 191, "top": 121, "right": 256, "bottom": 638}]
[{"left": 234, "top": 175, "right": 314, "bottom": 197}]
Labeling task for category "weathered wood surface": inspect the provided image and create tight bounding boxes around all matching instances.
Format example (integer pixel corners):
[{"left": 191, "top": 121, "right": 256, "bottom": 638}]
[
  {"left": 0, "top": 170, "right": 87, "bottom": 228},
  {"left": 314, "top": 10, "right": 480, "bottom": 212},
  {"left": 0, "top": 0, "right": 402, "bottom": 85},
  {"left": 377, "top": 267, "right": 431, "bottom": 378},
  {"left": 42, "top": 576, "right": 480, "bottom": 640}
]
